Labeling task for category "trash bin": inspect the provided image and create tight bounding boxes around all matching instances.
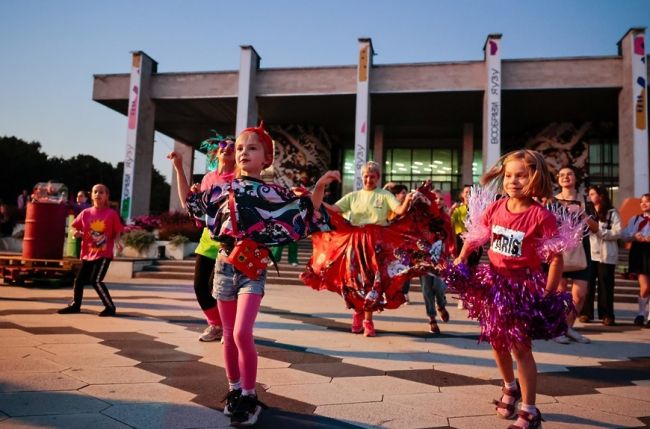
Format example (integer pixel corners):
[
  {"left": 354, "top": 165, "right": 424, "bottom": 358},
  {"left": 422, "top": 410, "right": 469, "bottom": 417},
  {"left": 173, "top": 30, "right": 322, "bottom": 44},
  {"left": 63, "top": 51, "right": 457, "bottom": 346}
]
[{"left": 23, "top": 202, "right": 67, "bottom": 260}]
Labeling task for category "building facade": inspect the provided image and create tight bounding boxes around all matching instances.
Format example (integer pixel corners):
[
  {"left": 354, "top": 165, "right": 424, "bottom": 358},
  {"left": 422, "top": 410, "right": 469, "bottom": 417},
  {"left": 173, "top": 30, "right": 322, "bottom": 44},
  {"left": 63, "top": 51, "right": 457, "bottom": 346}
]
[{"left": 92, "top": 29, "right": 649, "bottom": 218}]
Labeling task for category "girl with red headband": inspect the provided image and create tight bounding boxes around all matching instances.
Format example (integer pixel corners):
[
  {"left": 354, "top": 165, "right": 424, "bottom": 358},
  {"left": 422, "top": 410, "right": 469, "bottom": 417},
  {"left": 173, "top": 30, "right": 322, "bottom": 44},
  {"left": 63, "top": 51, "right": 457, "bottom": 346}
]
[{"left": 185, "top": 122, "right": 340, "bottom": 426}]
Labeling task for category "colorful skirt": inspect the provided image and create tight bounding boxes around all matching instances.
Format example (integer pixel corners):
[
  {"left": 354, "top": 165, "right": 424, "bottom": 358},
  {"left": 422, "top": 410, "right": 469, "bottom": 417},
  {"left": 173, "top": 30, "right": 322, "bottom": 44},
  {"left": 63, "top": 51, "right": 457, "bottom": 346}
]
[
  {"left": 301, "top": 185, "right": 452, "bottom": 312},
  {"left": 443, "top": 263, "right": 573, "bottom": 352}
]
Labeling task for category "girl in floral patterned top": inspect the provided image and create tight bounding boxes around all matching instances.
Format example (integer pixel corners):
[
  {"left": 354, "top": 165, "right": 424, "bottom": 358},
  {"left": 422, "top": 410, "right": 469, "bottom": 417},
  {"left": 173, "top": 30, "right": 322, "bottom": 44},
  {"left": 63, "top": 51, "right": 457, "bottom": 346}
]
[{"left": 186, "top": 123, "right": 339, "bottom": 427}]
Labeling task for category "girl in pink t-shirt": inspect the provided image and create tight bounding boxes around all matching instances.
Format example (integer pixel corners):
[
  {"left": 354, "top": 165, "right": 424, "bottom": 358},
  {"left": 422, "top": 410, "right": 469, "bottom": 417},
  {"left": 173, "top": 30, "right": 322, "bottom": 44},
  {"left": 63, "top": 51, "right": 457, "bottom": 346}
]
[
  {"left": 447, "top": 150, "right": 580, "bottom": 429},
  {"left": 57, "top": 184, "right": 123, "bottom": 317}
]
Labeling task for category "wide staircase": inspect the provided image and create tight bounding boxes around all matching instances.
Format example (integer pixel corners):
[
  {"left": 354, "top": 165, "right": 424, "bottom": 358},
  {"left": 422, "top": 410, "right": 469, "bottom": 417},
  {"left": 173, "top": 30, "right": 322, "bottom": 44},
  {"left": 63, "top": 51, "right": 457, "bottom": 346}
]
[{"left": 136, "top": 241, "right": 639, "bottom": 303}]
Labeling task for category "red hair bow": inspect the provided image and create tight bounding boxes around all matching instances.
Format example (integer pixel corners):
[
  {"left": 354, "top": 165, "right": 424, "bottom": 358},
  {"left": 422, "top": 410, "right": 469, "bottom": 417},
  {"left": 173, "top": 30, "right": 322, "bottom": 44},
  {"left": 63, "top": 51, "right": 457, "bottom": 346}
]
[{"left": 242, "top": 121, "right": 273, "bottom": 156}]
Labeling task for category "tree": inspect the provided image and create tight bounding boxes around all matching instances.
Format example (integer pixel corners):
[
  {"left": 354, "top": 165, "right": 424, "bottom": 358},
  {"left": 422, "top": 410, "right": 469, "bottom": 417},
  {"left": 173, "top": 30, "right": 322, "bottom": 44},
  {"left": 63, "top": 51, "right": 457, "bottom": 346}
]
[
  {"left": 0, "top": 136, "right": 169, "bottom": 213},
  {"left": 0, "top": 136, "right": 49, "bottom": 203}
]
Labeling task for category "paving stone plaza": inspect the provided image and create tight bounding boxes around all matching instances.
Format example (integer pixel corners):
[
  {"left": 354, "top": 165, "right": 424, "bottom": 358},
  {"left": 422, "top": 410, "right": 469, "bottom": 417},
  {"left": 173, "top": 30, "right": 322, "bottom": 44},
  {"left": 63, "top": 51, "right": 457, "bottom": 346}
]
[{"left": 1, "top": 257, "right": 649, "bottom": 428}]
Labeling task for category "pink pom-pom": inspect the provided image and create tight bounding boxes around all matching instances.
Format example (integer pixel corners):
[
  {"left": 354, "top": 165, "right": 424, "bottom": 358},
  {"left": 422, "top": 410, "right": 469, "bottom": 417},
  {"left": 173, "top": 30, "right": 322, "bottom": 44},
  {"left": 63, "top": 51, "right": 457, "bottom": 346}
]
[
  {"left": 537, "top": 203, "right": 586, "bottom": 261},
  {"left": 462, "top": 183, "right": 499, "bottom": 248}
]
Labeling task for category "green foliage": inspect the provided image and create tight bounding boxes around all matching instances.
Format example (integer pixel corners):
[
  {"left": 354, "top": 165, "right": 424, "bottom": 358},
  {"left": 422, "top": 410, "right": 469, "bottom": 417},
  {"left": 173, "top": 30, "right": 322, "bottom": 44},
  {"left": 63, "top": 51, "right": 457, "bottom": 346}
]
[
  {"left": 121, "top": 229, "right": 156, "bottom": 252},
  {"left": 0, "top": 136, "right": 170, "bottom": 213},
  {"left": 168, "top": 234, "right": 191, "bottom": 248}
]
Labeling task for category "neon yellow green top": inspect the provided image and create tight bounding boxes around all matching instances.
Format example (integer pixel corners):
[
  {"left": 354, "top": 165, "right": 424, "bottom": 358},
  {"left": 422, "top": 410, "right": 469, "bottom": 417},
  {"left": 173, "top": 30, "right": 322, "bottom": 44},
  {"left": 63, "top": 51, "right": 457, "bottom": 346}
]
[
  {"left": 334, "top": 188, "right": 400, "bottom": 226},
  {"left": 194, "top": 227, "right": 220, "bottom": 259}
]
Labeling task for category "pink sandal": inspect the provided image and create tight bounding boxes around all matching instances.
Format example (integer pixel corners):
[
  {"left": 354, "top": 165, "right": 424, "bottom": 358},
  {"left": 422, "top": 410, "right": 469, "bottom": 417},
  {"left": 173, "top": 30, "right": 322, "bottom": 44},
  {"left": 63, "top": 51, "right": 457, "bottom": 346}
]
[
  {"left": 492, "top": 381, "right": 521, "bottom": 420},
  {"left": 507, "top": 408, "right": 544, "bottom": 429}
]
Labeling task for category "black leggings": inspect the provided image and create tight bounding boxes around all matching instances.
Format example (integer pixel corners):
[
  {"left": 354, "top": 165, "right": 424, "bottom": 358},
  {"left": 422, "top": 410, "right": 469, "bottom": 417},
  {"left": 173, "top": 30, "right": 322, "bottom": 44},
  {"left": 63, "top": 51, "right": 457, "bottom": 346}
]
[
  {"left": 194, "top": 254, "right": 217, "bottom": 310},
  {"left": 72, "top": 258, "right": 114, "bottom": 309}
]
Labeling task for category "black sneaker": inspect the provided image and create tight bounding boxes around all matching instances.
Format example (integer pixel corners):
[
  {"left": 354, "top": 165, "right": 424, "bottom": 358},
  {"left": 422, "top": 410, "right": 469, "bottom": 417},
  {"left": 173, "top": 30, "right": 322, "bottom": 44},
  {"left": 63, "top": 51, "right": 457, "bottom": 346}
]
[
  {"left": 98, "top": 307, "right": 116, "bottom": 317},
  {"left": 57, "top": 305, "right": 80, "bottom": 314},
  {"left": 221, "top": 388, "right": 241, "bottom": 417},
  {"left": 230, "top": 394, "right": 266, "bottom": 427},
  {"left": 634, "top": 315, "right": 645, "bottom": 326}
]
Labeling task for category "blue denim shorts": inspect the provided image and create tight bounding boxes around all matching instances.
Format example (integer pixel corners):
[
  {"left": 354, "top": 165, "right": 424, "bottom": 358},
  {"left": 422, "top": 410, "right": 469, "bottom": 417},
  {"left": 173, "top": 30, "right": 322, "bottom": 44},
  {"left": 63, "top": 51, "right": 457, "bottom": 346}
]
[{"left": 212, "top": 259, "right": 266, "bottom": 301}]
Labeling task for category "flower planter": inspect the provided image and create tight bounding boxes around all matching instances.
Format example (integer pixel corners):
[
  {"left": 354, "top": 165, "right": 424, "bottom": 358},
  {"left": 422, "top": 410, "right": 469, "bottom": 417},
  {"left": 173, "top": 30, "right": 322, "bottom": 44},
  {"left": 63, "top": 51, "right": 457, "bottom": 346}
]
[
  {"left": 165, "top": 241, "right": 197, "bottom": 260},
  {"left": 121, "top": 243, "right": 158, "bottom": 259}
]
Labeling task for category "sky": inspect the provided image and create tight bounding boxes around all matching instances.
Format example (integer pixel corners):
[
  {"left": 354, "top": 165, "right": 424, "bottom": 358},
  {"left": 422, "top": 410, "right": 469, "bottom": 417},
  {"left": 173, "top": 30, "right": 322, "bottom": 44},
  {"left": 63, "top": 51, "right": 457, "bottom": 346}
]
[{"left": 1, "top": 0, "right": 649, "bottom": 184}]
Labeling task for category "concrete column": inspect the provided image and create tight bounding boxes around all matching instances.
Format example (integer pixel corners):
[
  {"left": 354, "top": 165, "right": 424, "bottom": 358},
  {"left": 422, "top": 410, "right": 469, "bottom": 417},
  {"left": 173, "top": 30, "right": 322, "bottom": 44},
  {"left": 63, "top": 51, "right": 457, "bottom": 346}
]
[
  {"left": 120, "top": 51, "right": 157, "bottom": 221},
  {"left": 236, "top": 45, "right": 261, "bottom": 134},
  {"left": 482, "top": 34, "right": 502, "bottom": 171},
  {"left": 462, "top": 123, "right": 474, "bottom": 185},
  {"left": 353, "top": 38, "right": 374, "bottom": 191},
  {"left": 373, "top": 124, "right": 384, "bottom": 170},
  {"left": 169, "top": 140, "right": 194, "bottom": 213},
  {"left": 618, "top": 28, "right": 649, "bottom": 199}
]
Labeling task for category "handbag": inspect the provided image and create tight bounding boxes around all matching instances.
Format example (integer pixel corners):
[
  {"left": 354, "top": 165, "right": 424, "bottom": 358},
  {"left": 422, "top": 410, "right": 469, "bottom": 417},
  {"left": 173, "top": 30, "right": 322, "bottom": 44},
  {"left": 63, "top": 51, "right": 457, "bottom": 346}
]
[
  {"left": 563, "top": 243, "right": 587, "bottom": 272},
  {"left": 226, "top": 189, "right": 270, "bottom": 280}
]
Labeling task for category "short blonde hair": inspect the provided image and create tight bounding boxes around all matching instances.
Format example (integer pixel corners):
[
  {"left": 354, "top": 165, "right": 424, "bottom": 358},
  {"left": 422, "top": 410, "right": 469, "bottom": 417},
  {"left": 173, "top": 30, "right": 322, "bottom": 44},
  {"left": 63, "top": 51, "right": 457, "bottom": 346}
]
[
  {"left": 361, "top": 161, "right": 381, "bottom": 177},
  {"left": 481, "top": 149, "right": 553, "bottom": 199}
]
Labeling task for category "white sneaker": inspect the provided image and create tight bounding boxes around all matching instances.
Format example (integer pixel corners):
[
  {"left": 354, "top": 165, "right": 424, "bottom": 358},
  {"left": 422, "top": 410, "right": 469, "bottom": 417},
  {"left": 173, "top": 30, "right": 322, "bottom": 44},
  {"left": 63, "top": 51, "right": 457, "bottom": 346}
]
[
  {"left": 290, "top": 262, "right": 298, "bottom": 266},
  {"left": 199, "top": 325, "right": 223, "bottom": 342},
  {"left": 403, "top": 293, "right": 410, "bottom": 305},
  {"left": 566, "top": 327, "right": 591, "bottom": 344},
  {"left": 553, "top": 334, "right": 571, "bottom": 344},
  {"left": 457, "top": 300, "right": 466, "bottom": 309}
]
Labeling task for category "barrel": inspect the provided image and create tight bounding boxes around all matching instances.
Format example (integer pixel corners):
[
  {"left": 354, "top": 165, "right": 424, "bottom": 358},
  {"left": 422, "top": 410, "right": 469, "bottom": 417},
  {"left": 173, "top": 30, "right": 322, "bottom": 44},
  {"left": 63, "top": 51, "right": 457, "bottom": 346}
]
[{"left": 23, "top": 202, "right": 68, "bottom": 260}]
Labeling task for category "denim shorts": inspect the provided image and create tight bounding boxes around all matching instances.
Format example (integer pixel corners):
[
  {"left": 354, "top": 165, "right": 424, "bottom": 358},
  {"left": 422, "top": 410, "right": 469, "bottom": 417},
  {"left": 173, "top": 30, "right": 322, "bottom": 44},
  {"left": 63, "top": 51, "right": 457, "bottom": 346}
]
[{"left": 212, "top": 259, "right": 266, "bottom": 301}]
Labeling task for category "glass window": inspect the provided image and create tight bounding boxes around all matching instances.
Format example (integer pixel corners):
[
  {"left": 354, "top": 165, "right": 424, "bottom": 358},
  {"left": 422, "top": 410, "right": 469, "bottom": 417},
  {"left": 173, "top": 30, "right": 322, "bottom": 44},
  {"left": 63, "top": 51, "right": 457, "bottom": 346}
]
[
  {"left": 342, "top": 149, "right": 355, "bottom": 195},
  {"left": 472, "top": 149, "right": 483, "bottom": 184},
  {"left": 586, "top": 137, "right": 618, "bottom": 203},
  {"left": 384, "top": 147, "right": 461, "bottom": 194}
]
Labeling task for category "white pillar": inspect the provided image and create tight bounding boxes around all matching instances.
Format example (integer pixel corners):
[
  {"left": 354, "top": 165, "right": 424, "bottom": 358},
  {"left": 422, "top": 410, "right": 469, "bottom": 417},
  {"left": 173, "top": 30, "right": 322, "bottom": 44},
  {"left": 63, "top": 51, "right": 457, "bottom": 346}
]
[
  {"left": 482, "top": 34, "right": 502, "bottom": 171},
  {"left": 236, "top": 45, "right": 260, "bottom": 135},
  {"left": 121, "top": 51, "right": 157, "bottom": 221},
  {"left": 169, "top": 140, "right": 194, "bottom": 213},
  {"left": 618, "top": 28, "right": 649, "bottom": 199},
  {"left": 462, "top": 123, "right": 474, "bottom": 185},
  {"left": 353, "top": 38, "right": 374, "bottom": 191}
]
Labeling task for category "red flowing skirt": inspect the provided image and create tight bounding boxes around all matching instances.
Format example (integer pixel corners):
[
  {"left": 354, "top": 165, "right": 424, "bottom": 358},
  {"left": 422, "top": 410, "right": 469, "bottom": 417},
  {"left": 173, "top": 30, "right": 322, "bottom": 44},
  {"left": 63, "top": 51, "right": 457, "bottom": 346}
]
[{"left": 300, "top": 186, "right": 452, "bottom": 312}]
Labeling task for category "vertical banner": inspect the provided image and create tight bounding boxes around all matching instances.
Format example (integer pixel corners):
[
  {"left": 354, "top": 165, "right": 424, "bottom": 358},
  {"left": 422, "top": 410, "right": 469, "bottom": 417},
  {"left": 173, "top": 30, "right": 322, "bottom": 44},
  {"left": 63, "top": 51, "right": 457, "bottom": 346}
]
[
  {"left": 121, "top": 53, "right": 141, "bottom": 221},
  {"left": 631, "top": 32, "right": 648, "bottom": 194},
  {"left": 354, "top": 39, "right": 372, "bottom": 191},
  {"left": 483, "top": 34, "right": 502, "bottom": 170}
]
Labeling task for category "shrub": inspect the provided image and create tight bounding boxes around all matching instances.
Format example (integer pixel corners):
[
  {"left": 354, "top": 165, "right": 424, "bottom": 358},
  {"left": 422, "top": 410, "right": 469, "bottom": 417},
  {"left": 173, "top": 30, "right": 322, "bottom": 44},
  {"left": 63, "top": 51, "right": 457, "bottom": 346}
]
[
  {"left": 168, "top": 234, "right": 191, "bottom": 248},
  {"left": 158, "top": 211, "right": 201, "bottom": 241},
  {"left": 121, "top": 229, "right": 156, "bottom": 252}
]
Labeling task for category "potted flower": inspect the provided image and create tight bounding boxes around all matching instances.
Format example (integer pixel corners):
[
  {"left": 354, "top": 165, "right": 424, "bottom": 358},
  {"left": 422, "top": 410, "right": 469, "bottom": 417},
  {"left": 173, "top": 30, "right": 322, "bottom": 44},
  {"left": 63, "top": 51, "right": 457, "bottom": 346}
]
[
  {"left": 120, "top": 228, "right": 157, "bottom": 258},
  {"left": 165, "top": 234, "right": 195, "bottom": 260}
]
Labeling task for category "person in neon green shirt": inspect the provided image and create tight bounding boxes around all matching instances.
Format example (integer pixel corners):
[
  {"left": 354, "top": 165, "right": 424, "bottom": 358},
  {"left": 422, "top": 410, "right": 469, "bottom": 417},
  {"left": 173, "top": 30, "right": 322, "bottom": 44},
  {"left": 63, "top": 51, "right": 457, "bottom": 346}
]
[{"left": 328, "top": 161, "right": 412, "bottom": 336}]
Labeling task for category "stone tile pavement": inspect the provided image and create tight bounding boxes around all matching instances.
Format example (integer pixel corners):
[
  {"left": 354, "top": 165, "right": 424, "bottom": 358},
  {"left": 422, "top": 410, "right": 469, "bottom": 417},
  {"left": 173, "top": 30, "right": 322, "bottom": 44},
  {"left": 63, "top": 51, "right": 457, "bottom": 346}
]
[{"left": 0, "top": 274, "right": 649, "bottom": 428}]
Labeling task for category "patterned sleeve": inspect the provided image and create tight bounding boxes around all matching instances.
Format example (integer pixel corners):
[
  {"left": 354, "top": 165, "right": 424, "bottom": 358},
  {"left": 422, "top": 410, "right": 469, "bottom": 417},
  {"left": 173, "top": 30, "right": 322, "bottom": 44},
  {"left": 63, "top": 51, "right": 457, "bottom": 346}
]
[
  {"left": 185, "top": 183, "right": 228, "bottom": 222},
  {"left": 236, "top": 183, "right": 332, "bottom": 246}
]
